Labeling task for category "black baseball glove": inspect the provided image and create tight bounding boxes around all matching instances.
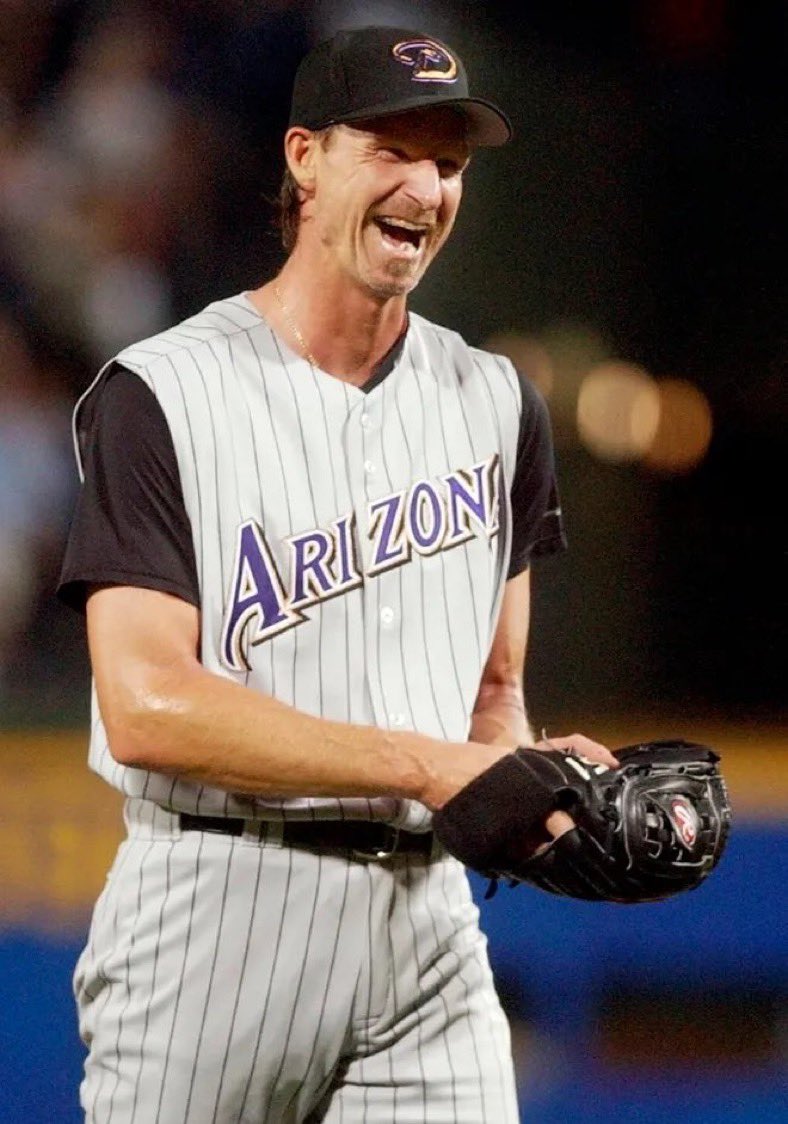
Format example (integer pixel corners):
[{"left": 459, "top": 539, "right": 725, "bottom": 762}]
[{"left": 432, "top": 740, "right": 731, "bottom": 903}]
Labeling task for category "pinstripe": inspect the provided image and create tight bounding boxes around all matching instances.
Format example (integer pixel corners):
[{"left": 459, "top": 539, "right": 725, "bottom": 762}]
[
  {"left": 166, "top": 358, "right": 204, "bottom": 596},
  {"left": 391, "top": 356, "right": 450, "bottom": 740},
  {"left": 209, "top": 843, "right": 265, "bottom": 1122},
  {"left": 280, "top": 857, "right": 353, "bottom": 1120},
  {"left": 402, "top": 857, "right": 433, "bottom": 1124},
  {"left": 80, "top": 842, "right": 139, "bottom": 1120},
  {"left": 188, "top": 350, "right": 226, "bottom": 591},
  {"left": 247, "top": 331, "right": 298, "bottom": 712},
  {"left": 212, "top": 334, "right": 249, "bottom": 807},
  {"left": 153, "top": 834, "right": 206, "bottom": 1124},
  {"left": 188, "top": 349, "right": 225, "bottom": 816},
  {"left": 227, "top": 332, "right": 271, "bottom": 702},
  {"left": 419, "top": 346, "right": 476, "bottom": 716},
  {"left": 181, "top": 837, "right": 238, "bottom": 1121},
  {"left": 418, "top": 859, "right": 460, "bottom": 1120},
  {"left": 410, "top": 350, "right": 467, "bottom": 727},
  {"left": 337, "top": 378, "right": 375, "bottom": 820},
  {"left": 269, "top": 333, "right": 323, "bottom": 723},
  {"left": 435, "top": 332, "right": 485, "bottom": 665},
  {"left": 360, "top": 391, "right": 399, "bottom": 766},
  {"left": 261, "top": 852, "right": 325, "bottom": 1119},
  {"left": 377, "top": 374, "right": 419, "bottom": 761},
  {"left": 432, "top": 861, "right": 490, "bottom": 1124},
  {"left": 471, "top": 355, "right": 510, "bottom": 476},
  {"left": 105, "top": 839, "right": 158, "bottom": 1123},
  {"left": 467, "top": 940, "right": 516, "bottom": 1118},
  {"left": 128, "top": 840, "right": 175, "bottom": 1124},
  {"left": 311, "top": 365, "right": 349, "bottom": 727},
  {"left": 491, "top": 353, "right": 521, "bottom": 412},
  {"left": 385, "top": 899, "right": 401, "bottom": 1119},
  {"left": 357, "top": 863, "right": 377, "bottom": 1122},
  {"left": 80, "top": 836, "right": 135, "bottom": 1004},
  {"left": 236, "top": 846, "right": 294, "bottom": 1118}
]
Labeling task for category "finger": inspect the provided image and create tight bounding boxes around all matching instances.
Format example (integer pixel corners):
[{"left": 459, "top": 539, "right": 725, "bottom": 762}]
[
  {"left": 537, "top": 733, "right": 619, "bottom": 769},
  {"left": 544, "top": 809, "right": 575, "bottom": 839}
]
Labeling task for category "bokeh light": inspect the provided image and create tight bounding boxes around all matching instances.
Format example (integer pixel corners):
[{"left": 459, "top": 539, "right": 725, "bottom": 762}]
[
  {"left": 576, "top": 361, "right": 661, "bottom": 463},
  {"left": 643, "top": 378, "right": 714, "bottom": 474}
]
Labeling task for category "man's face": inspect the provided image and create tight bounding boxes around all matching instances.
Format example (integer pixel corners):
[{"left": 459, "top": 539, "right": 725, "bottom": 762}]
[{"left": 303, "top": 108, "right": 470, "bottom": 299}]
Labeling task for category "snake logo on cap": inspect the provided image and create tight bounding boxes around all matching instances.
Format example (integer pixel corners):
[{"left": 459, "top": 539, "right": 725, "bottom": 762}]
[{"left": 392, "top": 39, "right": 458, "bottom": 83}]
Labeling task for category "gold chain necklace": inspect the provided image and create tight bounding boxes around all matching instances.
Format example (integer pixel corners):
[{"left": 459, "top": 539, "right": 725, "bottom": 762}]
[{"left": 272, "top": 282, "right": 318, "bottom": 367}]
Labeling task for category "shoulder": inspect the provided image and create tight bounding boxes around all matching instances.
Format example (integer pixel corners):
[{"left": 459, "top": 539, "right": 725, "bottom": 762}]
[
  {"left": 408, "top": 312, "right": 520, "bottom": 397},
  {"left": 114, "top": 293, "right": 263, "bottom": 377}
]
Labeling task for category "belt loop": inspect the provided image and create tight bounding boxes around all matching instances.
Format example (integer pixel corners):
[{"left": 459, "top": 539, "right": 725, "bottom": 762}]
[{"left": 256, "top": 820, "right": 284, "bottom": 847}]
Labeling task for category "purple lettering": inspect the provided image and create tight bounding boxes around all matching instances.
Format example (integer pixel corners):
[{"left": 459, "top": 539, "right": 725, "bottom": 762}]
[
  {"left": 368, "top": 491, "right": 409, "bottom": 574},
  {"left": 288, "top": 529, "right": 334, "bottom": 607},
  {"left": 221, "top": 520, "right": 303, "bottom": 671},
  {"left": 407, "top": 480, "right": 446, "bottom": 554}
]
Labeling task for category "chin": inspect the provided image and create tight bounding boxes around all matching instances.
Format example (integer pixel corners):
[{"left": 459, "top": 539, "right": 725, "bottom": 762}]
[{"left": 363, "top": 265, "right": 425, "bottom": 300}]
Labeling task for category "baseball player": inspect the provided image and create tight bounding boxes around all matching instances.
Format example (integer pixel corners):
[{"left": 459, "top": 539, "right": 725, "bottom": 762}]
[{"left": 59, "top": 26, "right": 615, "bottom": 1123}]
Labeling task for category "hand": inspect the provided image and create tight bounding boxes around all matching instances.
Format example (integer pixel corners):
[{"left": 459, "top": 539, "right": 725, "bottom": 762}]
[
  {"left": 535, "top": 732, "right": 618, "bottom": 770},
  {"left": 536, "top": 734, "right": 618, "bottom": 850}
]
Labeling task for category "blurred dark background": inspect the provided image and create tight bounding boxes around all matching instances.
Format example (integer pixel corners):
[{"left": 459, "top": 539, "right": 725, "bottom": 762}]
[
  {"left": 0, "top": 2, "right": 785, "bottom": 1122},
  {"left": 0, "top": 0, "right": 784, "bottom": 726}
]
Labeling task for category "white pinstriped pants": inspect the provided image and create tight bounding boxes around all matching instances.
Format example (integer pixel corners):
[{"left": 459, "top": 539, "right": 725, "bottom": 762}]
[{"left": 74, "top": 801, "right": 519, "bottom": 1123}]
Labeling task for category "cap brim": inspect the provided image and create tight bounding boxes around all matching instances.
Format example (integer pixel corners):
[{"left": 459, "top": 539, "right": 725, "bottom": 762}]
[{"left": 305, "top": 93, "right": 512, "bottom": 147}]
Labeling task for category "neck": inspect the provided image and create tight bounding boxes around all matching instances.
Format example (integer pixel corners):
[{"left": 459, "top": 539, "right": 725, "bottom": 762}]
[{"left": 249, "top": 247, "right": 408, "bottom": 385}]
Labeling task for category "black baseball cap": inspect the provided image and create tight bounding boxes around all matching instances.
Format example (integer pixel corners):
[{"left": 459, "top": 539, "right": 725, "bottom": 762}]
[{"left": 288, "top": 26, "right": 512, "bottom": 147}]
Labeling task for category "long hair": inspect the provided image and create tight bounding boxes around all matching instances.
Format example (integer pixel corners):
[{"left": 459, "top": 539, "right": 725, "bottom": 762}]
[
  {"left": 277, "top": 167, "right": 301, "bottom": 254},
  {"left": 277, "top": 127, "right": 334, "bottom": 253}
]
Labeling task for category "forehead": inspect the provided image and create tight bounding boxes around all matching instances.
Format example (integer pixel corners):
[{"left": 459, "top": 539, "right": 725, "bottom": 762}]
[{"left": 343, "top": 106, "right": 470, "bottom": 151}]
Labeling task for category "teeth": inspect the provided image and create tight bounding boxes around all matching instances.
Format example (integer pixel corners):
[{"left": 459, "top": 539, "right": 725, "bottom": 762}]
[{"left": 376, "top": 217, "right": 428, "bottom": 232}]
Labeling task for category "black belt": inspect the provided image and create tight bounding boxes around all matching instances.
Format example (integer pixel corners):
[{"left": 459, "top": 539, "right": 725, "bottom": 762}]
[{"left": 179, "top": 813, "right": 434, "bottom": 860}]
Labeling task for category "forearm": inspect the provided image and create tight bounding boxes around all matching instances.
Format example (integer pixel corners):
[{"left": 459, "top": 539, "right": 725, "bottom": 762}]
[
  {"left": 101, "top": 659, "right": 505, "bottom": 810},
  {"left": 469, "top": 680, "right": 535, "bottom": 747}
]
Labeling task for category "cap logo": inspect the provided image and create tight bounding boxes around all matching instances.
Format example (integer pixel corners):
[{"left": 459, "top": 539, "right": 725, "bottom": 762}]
[
  {"left": 670, "top": 797, "right": 699, "bottom": 848},
  {"left": 392, "top": 39, "right": 458, "bottom": 84}
]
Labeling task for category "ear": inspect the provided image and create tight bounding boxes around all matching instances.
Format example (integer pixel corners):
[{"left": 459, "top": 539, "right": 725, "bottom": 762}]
[{"left": 284, "top": 127, "right": 320, "bottom": 195}]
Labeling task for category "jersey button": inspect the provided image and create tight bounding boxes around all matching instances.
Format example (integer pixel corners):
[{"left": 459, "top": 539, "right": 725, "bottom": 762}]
[
  {"left": 364, "top": 459, "right": 376, "bottom": 474},
  {"left": 389, "top": 713, "right": 406, "bottom": 727},
  {"left": 380, "top": 606, "right": 395, "bottom": 625},
  {"left": 360, "top": 412, "right": 370, "bottom": 428}
]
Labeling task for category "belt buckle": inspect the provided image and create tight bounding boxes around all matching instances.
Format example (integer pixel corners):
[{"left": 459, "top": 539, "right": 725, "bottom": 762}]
[{"left": 351, "top": 824, "right": 400, "bottom": 862}]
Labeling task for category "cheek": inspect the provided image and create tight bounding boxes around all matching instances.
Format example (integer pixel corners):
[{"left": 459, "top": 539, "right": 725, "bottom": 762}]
[{"left": 443, "top": 182, "right": 463, "bottom": 227}]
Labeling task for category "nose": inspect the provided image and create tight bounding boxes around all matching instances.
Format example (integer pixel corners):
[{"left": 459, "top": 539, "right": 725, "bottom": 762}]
[{"left": 401, "top": 159, "right": 442, "bottom": 211}]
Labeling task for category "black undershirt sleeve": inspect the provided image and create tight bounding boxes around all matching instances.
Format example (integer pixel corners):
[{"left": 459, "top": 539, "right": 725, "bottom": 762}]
[
  {"left": 506, "top": 369, "right": 567, "bottom": 580},
  {"left": 58, "top": 365, "right": 200, "bottom": 612}
]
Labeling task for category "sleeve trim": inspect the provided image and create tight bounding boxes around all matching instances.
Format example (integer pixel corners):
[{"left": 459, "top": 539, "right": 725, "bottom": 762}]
[{"left": 57, "top": 572, "right": 201, "bottom": 613}]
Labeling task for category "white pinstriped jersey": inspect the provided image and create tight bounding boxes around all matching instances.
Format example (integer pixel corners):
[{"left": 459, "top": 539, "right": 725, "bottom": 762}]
[{"left": 74, "top": 293, "right": 523, "bottom": 832}]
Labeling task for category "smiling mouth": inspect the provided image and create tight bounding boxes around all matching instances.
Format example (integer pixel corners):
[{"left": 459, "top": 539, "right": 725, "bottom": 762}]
[{"left": 372, "top": 217, "right": 429, "bottom": 253}]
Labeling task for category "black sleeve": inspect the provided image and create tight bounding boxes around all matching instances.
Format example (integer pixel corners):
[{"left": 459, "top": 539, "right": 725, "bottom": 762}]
[
  {"left": 506, "top": 369, "right": 567, "bottom": 580},
  {"left": 58, "top": 365, "right": 200, "bottom": 612}
]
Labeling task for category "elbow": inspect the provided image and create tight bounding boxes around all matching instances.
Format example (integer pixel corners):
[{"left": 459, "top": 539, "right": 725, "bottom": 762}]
[
  {"left": 100, "top": 670, "right": 190, "bottom": 771},
  {"left": 105, "top": 722, "right": 157, "bottom": 770},
  {"left": 103, "top": 701, "right": 164, "bottom": 771}
]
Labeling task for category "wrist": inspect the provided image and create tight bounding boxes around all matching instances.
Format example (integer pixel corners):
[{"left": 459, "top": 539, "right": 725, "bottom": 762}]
[{"left": 417, "top": 739, "right": 513, "bottom": 811}]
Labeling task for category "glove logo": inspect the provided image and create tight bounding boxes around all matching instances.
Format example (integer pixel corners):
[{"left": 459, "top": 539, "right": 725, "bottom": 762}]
[{"left": 669, "top": 797, "right": 699, "bottom": 848}]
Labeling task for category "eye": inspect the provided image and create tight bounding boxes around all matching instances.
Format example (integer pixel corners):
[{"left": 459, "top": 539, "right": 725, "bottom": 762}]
[
  {"left": 380, "top": 146, "right": 408, "bottom": 162},
  {"left": 437, "top": 158, "right": 460, "bottom": 177}
]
